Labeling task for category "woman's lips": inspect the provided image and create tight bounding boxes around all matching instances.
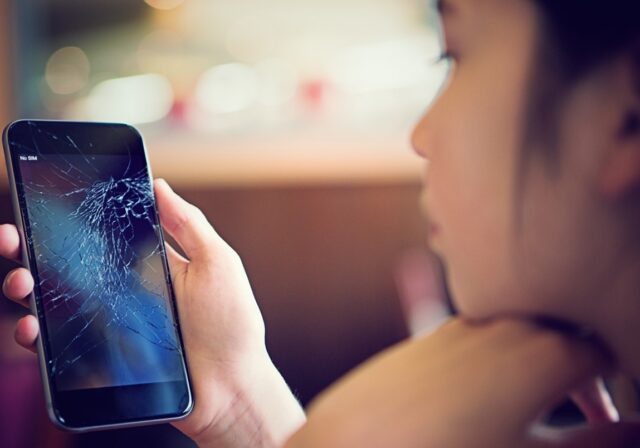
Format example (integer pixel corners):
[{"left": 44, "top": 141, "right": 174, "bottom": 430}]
[
  {"left": 420, "top": 190, "right": 439, "bottom": 234},
  {"left": 420, "top": 188, "right": 443, "bottom": 248},
  {"left": 426, "top": 221, "right": 444, "bottom": 255}
]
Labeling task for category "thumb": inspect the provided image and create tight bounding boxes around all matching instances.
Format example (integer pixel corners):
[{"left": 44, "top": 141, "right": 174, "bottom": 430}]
[{"left": 153, "top": 178, "right": 223, "bottom": 263}]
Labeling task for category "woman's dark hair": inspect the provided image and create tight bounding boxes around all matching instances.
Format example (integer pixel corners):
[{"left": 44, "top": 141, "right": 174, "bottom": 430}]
[
  {"left": 533, "top": 0, "right": 640, "bottom": 80},
  {"left": 515, "top": 1, "right": 640, "bottom": 227},
  {"left": 522, "top": 1, "right": 640, "bottom": 173}
]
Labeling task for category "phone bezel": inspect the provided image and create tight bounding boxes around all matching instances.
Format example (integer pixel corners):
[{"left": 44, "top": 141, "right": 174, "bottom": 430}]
[{"left": 2, "top": 119, "right": 194, "bottom": 432}]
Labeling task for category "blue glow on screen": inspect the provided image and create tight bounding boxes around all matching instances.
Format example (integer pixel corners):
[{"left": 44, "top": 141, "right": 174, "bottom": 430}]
[{"left": 11, "top": 122, "right": 185, "bottom": 391}]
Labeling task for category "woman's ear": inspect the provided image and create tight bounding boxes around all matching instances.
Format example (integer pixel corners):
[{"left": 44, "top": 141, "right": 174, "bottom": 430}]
[{"left": 599, "top": 48, "right": 640, "bottom": 200}]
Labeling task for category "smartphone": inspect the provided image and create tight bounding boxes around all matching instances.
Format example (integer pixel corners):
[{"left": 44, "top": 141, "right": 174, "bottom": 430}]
[{"left": 2, "top": 120, "right": 193, "bottom": 432}]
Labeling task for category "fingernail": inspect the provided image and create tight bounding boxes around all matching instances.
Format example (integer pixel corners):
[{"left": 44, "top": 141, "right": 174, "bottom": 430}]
[
  {"left": 2, "top": 271, "right": 15, "bottom": 296},
  {"left": 5, "top": 269, "right": 17, "bottom": 285},
  {"left": 598, "top": 380, "right": 621, "bottom": 423}
]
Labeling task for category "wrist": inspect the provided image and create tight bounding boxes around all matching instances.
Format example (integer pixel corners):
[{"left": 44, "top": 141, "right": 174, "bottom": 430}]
[{"left": 190, "top": 350, "right": 306, "bottom": 448}]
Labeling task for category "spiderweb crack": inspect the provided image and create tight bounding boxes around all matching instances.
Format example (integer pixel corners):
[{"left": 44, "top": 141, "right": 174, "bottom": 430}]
[{"left": 20, "top": 124, "right": 180, "bottom": 379}]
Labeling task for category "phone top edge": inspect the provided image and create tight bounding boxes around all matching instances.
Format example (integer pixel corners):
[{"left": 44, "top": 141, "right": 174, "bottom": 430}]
[
  {"left": 4, "top": 118, "right": 141, "bottom": 127},
  {"left": 4, "top": 119, "right": 145, "bottom": 153}
]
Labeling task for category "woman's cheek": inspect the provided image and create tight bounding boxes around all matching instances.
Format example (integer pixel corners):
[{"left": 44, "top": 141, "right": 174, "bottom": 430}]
[{"left": 439, "top": 187, "right": 518, "bottom": 317}]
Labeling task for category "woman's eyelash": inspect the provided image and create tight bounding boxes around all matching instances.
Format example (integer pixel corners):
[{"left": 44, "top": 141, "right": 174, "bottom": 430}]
[{"left": 434, "top": 50, "right": 455, "bottom": 64}]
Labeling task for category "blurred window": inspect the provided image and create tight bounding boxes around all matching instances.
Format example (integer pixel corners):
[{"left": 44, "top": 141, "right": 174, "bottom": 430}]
[{"left": 13, "top": 0, "right": 447, "bottom": 181}]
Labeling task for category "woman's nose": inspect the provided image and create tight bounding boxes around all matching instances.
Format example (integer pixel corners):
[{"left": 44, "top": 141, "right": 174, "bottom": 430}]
[{"left": 411, "top": 114, "right": 431, "bottom": 160}]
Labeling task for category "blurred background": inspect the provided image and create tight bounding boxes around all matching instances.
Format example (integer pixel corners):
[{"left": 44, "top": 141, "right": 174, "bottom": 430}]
[{"left": 0, "top": 0, "right": 454, "bottom": 446}]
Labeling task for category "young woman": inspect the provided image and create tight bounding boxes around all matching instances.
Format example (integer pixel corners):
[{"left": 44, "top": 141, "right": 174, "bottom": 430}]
[{"left": 2, "top": 0, "right": 640, "bottom": 446}]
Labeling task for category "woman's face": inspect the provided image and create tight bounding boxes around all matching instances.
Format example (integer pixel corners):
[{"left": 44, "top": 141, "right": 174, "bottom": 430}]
[{"left": 412, "top": 0, "right": 622, "bottom": 322}]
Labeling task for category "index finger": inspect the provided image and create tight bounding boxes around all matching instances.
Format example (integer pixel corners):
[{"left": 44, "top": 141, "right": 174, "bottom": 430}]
[{"left": 0, "top": 224, "right": 21, "bottom": 264}]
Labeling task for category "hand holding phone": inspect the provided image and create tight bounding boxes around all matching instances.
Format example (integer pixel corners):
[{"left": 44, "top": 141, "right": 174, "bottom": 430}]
[
  {"left": 2, "top": 120, "right": 304, "bottom": 443},
  {"left": 3, "top": 120, "right": 193, "bottom": 430}
]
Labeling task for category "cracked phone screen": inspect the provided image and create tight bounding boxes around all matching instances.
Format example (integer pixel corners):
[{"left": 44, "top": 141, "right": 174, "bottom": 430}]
[{"left": 9, "top": 121, "right": 187, "bottom": 392}]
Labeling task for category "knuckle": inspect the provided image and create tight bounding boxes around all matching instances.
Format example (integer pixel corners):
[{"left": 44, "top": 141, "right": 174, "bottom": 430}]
[
  {"left": 187, "top": 205, "right": 218, "bottom": 239},
  {"left": 171, "top": 208, "right": 191, "bottom": 234},
  {"left": 188, "top": 202, "right": 208, "bottom": 222},
  {"left": 226, "top": 246, "right": 242, "bottom": 264}
]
